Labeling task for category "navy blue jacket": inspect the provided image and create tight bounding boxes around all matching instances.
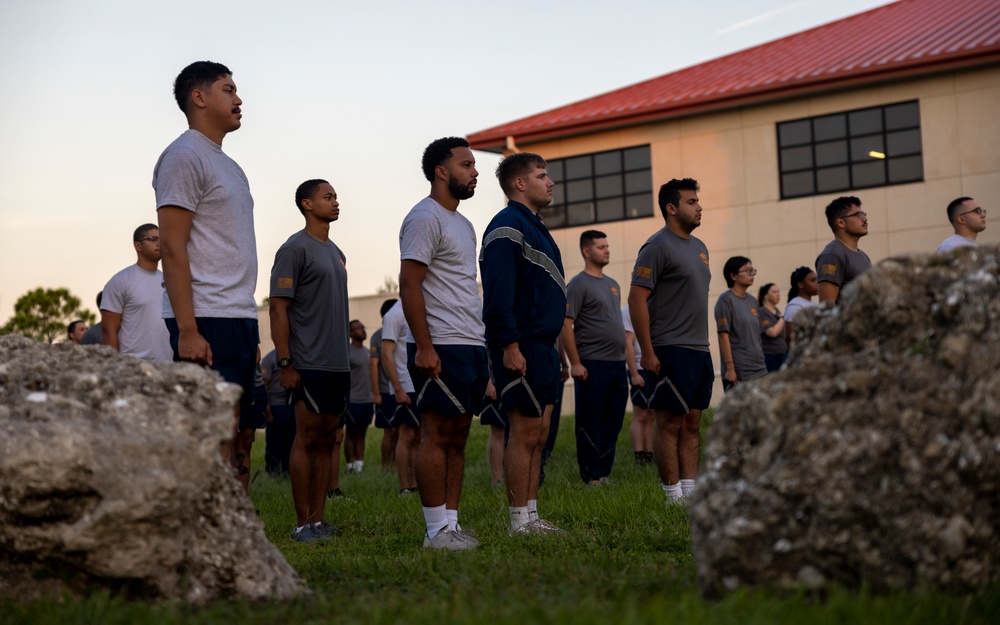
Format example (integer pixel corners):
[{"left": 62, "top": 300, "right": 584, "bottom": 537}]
[{"left": 480, "top": 201, "right": 566, "bottom": 348}]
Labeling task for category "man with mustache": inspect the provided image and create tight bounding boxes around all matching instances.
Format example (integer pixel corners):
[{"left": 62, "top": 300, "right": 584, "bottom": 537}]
[{"left": 816, "top": 196, "right": 871, "bottom": 304}]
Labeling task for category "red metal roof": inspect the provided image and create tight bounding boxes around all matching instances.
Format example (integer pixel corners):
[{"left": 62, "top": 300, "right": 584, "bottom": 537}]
[{"left": 467, "top": 0, "right": 1000, "bottom": 153}]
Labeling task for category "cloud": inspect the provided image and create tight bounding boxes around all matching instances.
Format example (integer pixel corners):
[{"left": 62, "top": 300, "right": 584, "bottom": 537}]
[{"left": 715, "top": 0, "right": 824, "bottom": 35}]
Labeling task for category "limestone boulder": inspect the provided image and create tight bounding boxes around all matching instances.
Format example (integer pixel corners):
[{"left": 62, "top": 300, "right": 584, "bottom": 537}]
[
  {"left": 690, "top": 246, "right": 1000, "bottom": 593},
  {"left": 0, "top": 335, "right": 307, "bottom": 603}
]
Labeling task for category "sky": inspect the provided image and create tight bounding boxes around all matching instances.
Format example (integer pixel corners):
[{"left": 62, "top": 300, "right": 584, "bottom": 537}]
[{"left": 0, "top": 0, "right": 896, "bottom": 324}]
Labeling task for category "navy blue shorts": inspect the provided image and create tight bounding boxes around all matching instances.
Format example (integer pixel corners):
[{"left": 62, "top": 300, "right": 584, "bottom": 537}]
[
  {"left": 239, "top": 381, "right": 268, "bottom": 431},
  {"left": 288, "top": 369, "right": 350, "bottom": 419},
  {"left": 345, "top": 402, "right": 374, "bottom": 427},
  {"left": 394, "top": 392, "right": 421, "bottom": 427},
  {"left": 641, "top": 346, "right": 713, "bottom": 415},
  {"left": 375, "top": 392, "right": 398, "bottom": 428},
  {"left": 408, "top": 343, "right": 489, "bottom": 417},
  {"left": 166, "top": 317, "right": 259, "bottom": 409},
  {"left": 629, "top": 372, "right": 653, "bottom": 409},
  {"left": 489, "top": 340, "right": 561, "bottom": 418},
  {"left": 479, "top": 397, "right": 506, "bottom": 428}
]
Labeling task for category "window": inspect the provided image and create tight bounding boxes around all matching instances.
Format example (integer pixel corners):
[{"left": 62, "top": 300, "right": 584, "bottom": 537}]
[
  {"left": 540, "top": 145, "right": 654, "bottom": 228},
  {"left": 776, "top": 101, "right": 923, "bottom": 199}
]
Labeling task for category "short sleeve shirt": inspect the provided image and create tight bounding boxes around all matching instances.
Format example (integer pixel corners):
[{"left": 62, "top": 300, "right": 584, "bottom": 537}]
[
  {"left": 715, "top": 290, "right": 767, "bottom": 382},
  {"left": 101, "top": 264, "right": 172, "bottom": 361},
  {"left": 816, "top": 239, "right": 871, "bottom": 297},
  {"left": 381, "top": 301, "right": 414, "bottom": 393},
  {"left": 348, "top": 343, "right": 373, "bottom": 402},
  {"left": 369, "top": 328, "right": 390, "bottom": 394},
  {"left": 621, "top": 304, "right": 642, "bottom": 368},
  {"left": 260, "top": 350, "right": 286, "bottom": 406},
  {"left": 565, "top": 272, "right": 625, "bottom": 361},
  {"left": 784, "top": 296, "right": 817, "bottom": 323},
  {"left": 758, "top": 306, "right": 788, "bottom": 356},
  {"left": 936, "top": 234, "right": 976, "bottom": 254}
]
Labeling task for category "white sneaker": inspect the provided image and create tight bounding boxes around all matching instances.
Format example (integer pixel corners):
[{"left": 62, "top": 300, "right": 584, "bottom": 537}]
[
  {"left": 423, "top": 527, "right": 478, "bottom": 551},
  {"left": 510, "top": 518, "right": 568, "bottom": 536}
]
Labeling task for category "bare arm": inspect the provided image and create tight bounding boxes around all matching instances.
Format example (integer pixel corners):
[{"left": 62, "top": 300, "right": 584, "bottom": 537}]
[
  {"left": 399, "top": 259, "right": 440, "bottom": 378},
  {"left": 158, "top": 206, "right": 211, "bottom": 365},
  {"left": 627, "top": 285, "right": 658, "bottom": 375},
  {"left": 624, "top": 330, "right": 643, "bottom": 387},
  {"left": 818, "top": 282, "right": 840, "bottom": 304},
  {"left": 785, "top": 321, "right": 795, "bottom": 346},
  {"left": 381, "top": 340, "right": 410, "bottom": 404},
  {"left": 719, "top": 332, "right": 737, "bottom": 385},
  {"left": 268, "top": 297, "right": 300, "bottom": 390},
  {"left": 369, "top": 354, "right": 382, "bottom": 406},
  {"left": 560, "top": 317, "right": 587, "bottom": 380},
  {"left": 100, "top": 310, "right": 122, "bottom": 352},
  {"left": 763, "top": 313, "right": 785, "bottom": 338}
]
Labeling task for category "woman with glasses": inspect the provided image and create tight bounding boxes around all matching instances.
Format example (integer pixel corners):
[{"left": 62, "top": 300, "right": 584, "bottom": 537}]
[
  {"left": 757, "top": 282, "right": 787, "bottom": 372},
  {"left": 715, "top": 256, "right": 767, "bottom": 391}
]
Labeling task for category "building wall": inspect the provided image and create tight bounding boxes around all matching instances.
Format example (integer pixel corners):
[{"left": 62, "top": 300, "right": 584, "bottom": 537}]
[{"left": 511, "top": 64, "right": 1000, "bottom": 413}]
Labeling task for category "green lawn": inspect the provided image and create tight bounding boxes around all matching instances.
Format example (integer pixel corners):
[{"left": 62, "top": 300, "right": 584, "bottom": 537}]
[{"left": 2, "top": 412, "right": 997, "bottom": 624}]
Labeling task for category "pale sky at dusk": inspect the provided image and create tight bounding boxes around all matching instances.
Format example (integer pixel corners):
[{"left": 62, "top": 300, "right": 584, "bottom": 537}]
[{"left": 0, "top": 0, "right": 894, "bottom": 324}]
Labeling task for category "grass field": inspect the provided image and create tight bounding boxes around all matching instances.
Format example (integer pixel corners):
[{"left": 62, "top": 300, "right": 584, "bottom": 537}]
[{"left": 2, "top": 412, "right": 997, "bottom": 624}]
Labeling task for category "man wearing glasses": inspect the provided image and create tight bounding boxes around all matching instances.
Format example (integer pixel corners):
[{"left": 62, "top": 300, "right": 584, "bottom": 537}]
[
  {"left": 816, "top": 196, "right": 871, "bottom": 304},
  {"left": 937, "top": 197, "right": 986, "bottom": 253},
  {"left": 99, "top": 224, "right": 172, "bottom": 361}
]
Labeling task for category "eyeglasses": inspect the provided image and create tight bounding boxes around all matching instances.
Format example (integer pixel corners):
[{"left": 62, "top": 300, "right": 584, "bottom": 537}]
[
  {"left": 842, "top": 211, "right": 867, "bottom": 220},
  {"left": 139, "top": 236, "right": 159, "bottom": 243},
  {"left": 959, "top": 207, "right": 986, "bottom": 217},
  {"left": 736, "top": 267, "right": 758, "bottom": 276}
]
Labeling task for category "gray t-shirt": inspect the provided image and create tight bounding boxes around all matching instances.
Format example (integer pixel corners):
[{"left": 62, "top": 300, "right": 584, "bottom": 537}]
[
  {"left": 936, "top": 233, "right": 976, "bottom": 253},
  {"left": 260, "top": 350, "right": 286, "bottom": 406},
  {"left": 153, "top": 129, "right": 257, "bottom": 319},
  {"left": 269, "top": 230, "right": 349, "bottom": 372},
  {"left": 784, "top": 296, "right": 817, "bottom": 323},
  {"left": 369, "top": 327, "right": 390, "bottom": 395},
  {"left": 715, "top": 290, "right": 767, "bottom": 382},
  {"left": 816, "top": 239, "right": 871, "bottom": 297},
  {"left": 621, "top": 304, "right": 641, "bottom": 369},
  {"left": 349, "top": 343, "right": 373, "bottom": 403},
  {"left": 631, "top": 228, "right": 711, "bottom": 351},
  {"left": 101, "top": 265, "right": 173, "bottom": 361},
  {"left": 79, "top": 323, "right": 103, "bottom": 346},
  {"left": 399, "top": 197, "right": 485, "bottom": 345},
  {"left": 758, "top": 306, "right": 787, "bottom": 356},
  {"left": 565, "top": 272, "right": 625, "bottom": 361},
  {"left": 381, "top": 301, "right": 414, "bottom": 393}
]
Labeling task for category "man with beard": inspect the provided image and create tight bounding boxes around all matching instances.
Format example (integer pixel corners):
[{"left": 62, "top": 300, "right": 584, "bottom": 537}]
[
  {"left": 400, "top": 137, "right": 489, "bottom": 550},
  {"left": 937, "top": 197, "right": 986, "bottom": 253},
  {"left": 816, "top": 196, "right": 871, "bottom": 304},
  {"left": 100, "top": 223, "right": 173, "bottom": 361},
  {"left": 481, "top": 152, "right": 568, "bottom": 536}
]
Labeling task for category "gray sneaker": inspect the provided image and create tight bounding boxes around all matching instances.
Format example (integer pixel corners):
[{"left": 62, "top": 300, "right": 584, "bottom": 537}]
[
  {"left": 451, "top": 527, "right": 481, "bottom": 549},
  {"left": 291, "top": 525, "right": 321, "bottom": 543},
  {"left": 423, "top": 527, "right": 478, "bottom": 551},
  {"left": 313, "top": 520, "right": 341, "bottom": 538},
  {"left": 511, "top": 518, "right": 569, "bottom": 536}
]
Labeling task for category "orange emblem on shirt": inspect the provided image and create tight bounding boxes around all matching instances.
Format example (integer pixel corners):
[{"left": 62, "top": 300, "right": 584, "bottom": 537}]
[
  {"left": 717, "top": 317, "right": 728, "bottom": 326},
  {"left": 820, "top": 264, "right": 837, "bottom": 276},
  {"left": 611, "top": 286, "right": 619, "bottom": 298},
  {"left": 277, "top": 278, "right": 293, "bottom": 289},
  {"left": 700, "top": 252, "right": 709, "bottom": 266},
  {"left": 635, "top": 266, "right": 651, "bottom": 279},
  {"left": 751, "top": 307, "right": 758, "bottom": 317}
]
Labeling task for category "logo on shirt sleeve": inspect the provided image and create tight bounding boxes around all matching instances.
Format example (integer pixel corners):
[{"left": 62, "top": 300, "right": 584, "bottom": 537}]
[
  {"left": 635, "top": 266, "right": 651, "bottom": 279},
  {"left": 820, "top": 264, "right": 838, "bottom": 276},
  {"left": 277, "top": 278, "right": 293, "bottom": 289},
  {"left": 700, "top": 252, "right": 709, "bottom": 266},
  {"left": 610, "top": 286, "right": 619, "bottom": 298},
  {"left": 717, "top": 316, "right": 728, "bottom": 326}
]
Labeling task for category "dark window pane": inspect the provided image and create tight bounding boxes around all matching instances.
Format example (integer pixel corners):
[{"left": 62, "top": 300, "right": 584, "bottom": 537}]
[
  {"left": 539, "top": 205, "right": 566, "bottom": 228},
  {"left": 551, "top": 183, "right": 565, "bottom": 206},
  {"left": 781, "top": 145, "right": 813, "bottom": 172},
  {"left": 886, "top": 129, "right": 921, "bottom": 156},
  {"left": 849, "top": 108, "right": 882, "bottom": 135},
  {"left": 888, "top": 155, "right": 923, "bottom": 183},
  {"left": 624, "top": 170, "right": 652, "bottom": 194},
  {"left": 779, "top": 120, "right": 811, "bottom": 147},
  {"left": 565, "top": 155, "right": 592, "bottom": 179},
  {"left": 815, "top": 140, "right": 848, "bottom": 167},
  {"left": 852, "top": 161, "right": 886, "bottom": 187},
  {"left": 814, "top": 114, "right": 846, "bottom": 142},
  {"left": 816, "top": 166, "right": 849, "bottom": 193},
  {"left": 625, "top": 193, "right": 654, "bottom": 218},
  {"left": 623, "top": 146, "right": 651, "bottom": 170},
  {"left": 596, "top": 197, "right": 624, "bottom": 222},
  {"left": 850, "top": 134, "right": 884, "bottom": 161},
  {"left": 566, "top": 179, "right": 593, "bottom": 202},
  {"left": 594, "top": 151, "right": 621, "bottom": 175},
  {"left": 782, "top": 171, "right": 814, "bottom": 198},
  {"left": 594, "top": 174, "right": 622, "bottom": 198},
  {"left": 885, "top": 101, "right": 919, "bottom": 131},
  {"left": 547, "top": 160, "right": 564, "bottom": 183},
  {"left": 566, "top": 202, "right": 594, "bottom": 226}
]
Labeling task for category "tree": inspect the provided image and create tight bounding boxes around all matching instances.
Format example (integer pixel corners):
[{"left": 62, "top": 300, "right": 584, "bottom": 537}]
[
  {"left": 0, "top": 287, "right": 97, "bottom": 344},
  {"left": 375, "top": 275, "right": 398, "bottom": 295}
]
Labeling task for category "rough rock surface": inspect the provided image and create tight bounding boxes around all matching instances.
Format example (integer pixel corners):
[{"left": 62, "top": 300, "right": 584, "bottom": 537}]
[
  {"left": 690, "top": 246, "right": 1000, "bottom": 594},
  {"left": 0, "top": 335, "right": 307, "bottom": 603}
]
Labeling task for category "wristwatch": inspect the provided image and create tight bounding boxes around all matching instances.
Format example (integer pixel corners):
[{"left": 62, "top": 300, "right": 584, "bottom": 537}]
[{"left": 277, "top": 357, "right": 293, "bottom": 369}]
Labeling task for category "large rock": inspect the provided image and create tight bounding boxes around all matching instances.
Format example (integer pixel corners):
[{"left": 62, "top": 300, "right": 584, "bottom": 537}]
[
  {"left": 0, "top": 335, "right": 306, "bottom": 603},
  {"left": 690, "top": 246, "right": 1000, "bottom": 593}
]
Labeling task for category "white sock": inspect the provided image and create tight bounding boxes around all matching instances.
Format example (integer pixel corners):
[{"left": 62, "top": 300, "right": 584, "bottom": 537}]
[
  {"left": 680, "top": 479, "right": 696, "bottom": 497},
  {"left": 510, "top": 506, "right": 530, "bottom": 531},
  {"left": 446, "top": 508, "right": 460, "bottom": 531},
  {"left": 423, "top": 504, "right": 449, "bottom": 539},
  {"left": 662, "top": 482, "right": 683, "bottom": 501},
  {"left": 355, "top": 460, "right": 364, "bottom": 472},
  {"left": 295, "top": 525, "right": 307, "bottom": 533},
  {"left": 312, "top": 521, "right": 323, "bottom": 528},
  {"left": 527, "top": 499, "right": 538, "bottom": 521}
]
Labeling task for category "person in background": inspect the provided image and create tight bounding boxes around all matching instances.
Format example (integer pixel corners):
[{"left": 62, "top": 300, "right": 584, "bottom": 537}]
[
  {"left": 757, "top": 282, "right": 787, "bottom": 372},
  {"left": 783, "top": 267, "right": 819, "bottom": 347}
]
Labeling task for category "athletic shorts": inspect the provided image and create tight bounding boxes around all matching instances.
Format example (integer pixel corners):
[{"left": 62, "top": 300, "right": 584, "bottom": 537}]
[
  {"left": 479, "top": 397, "right": 506, "bottom": 428},
  {"left": 408, "top": 343, "right": 489, "bottom": 417},
  {"left": 375, "top": 392, "right": 398, "bottom": 428},
  {"left": 394, "top": 392, "right": 421, "bottom": 427},
  {"left": 166, "top": 317, "right": 259, "bottom": 410},
  {"left": 239, "top": 380, "right": 268, "bottom": 431},
  {"left": 641, "top": 346, "right": 713, "bottom": 415},
  {"left": 344, "top": 402, "right": 374, "bottom": 427},
  {"left": 489, "top": 339, "right": 561, "bottom": 418},
  {"left": 629, "top": 372, "right": 652, "bottom": 409},
  {"left": 288, "top": 369, "right": 350, "bottom": 419}
]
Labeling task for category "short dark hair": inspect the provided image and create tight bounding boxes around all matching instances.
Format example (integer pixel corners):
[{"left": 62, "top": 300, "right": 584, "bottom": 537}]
[
  {"left": 580, "top": 230, "right": 606, "bottom": 249},
  {"left": 295, "top": 179, "right": 329, "bottom": 215},
  {"left": 422, "top": 137, "right": 471, "bottom": 182},
  {"left": 825, "top": 196, "right": 861, "bottom": 230},
  {"left": 133, "top": 223, "right": 158, "bottom": 243},
  {"left": 173, "top": 61, "right": 232, "bottom": 114},
  {"left": 757, "top": 283, "right": 775, "bottom": 307},
  {"left": 95, "top": 291, "right": 103, "bottom": 308},
  {"left": 495, "top": 152, "right": 547, "bottom": 196},
  {"left": 946, "top": 196, "right": 974, "bottom": 224},
  {"left": 380, "top": 298, "right": 398, "bottom": 318},
  {"left": 723, "top": 256, "right": 751, "bottom": 289},
  {"left": 657, "top": 178, "right": 699, "bottom": 220},
  {"left": 67, "top": 320, "right": 85, "bottom": 337},
  {"left": 788, "top": 266, "right": 814, "bottom": 300},
  {"left": 349, "top": 319, "right": 361, "bottom": 328}
]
